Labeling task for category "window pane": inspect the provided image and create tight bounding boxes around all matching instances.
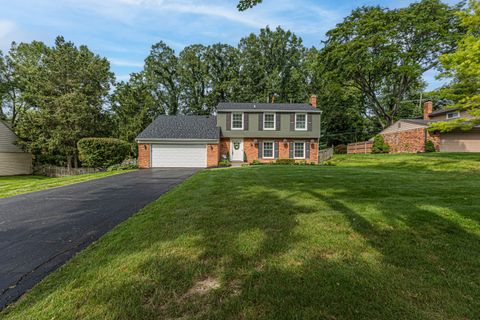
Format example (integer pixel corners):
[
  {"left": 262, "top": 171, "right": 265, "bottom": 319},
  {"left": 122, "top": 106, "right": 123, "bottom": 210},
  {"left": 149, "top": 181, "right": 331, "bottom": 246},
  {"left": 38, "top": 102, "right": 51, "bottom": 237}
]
[
  {"left": 263, "top": 142, "right": 274, "bottom": 158},
  {"left": 264, "top": 114, "right": 275, "bottom": 129},
  {"left": 296, "top": 114, "right": 306, "bottom": 129},
  {"left": 232, "top": 113, "right": 243, "bottom": 128},
  {"left": 294, "top": 142, "right": 304, "bottom": 158}
]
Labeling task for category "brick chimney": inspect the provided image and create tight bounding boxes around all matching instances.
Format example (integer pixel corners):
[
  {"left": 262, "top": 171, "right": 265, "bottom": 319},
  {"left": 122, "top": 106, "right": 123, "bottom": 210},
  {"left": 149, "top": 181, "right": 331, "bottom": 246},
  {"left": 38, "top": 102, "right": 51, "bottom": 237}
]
[
  {"left": 309, "top": 94, "right": 317, "bottom": 108},
  {"left": 423, "top": 100, "right": 433, "bottom": 120}
]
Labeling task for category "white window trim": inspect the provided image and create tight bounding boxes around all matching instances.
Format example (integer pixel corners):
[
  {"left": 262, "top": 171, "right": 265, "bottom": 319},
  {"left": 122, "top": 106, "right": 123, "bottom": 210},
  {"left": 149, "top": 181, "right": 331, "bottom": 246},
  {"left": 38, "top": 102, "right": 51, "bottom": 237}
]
[
  {"left": 446, "top": 111, "right": 460, "bottom": 120},
  {"left": 263, "top": 113, "right": 276, "bottom": 130},
  {"left": 262, "top": 141, "right": 275, "bottom": 159},
  {"left": 231, "top": 112, "right": 244, "bottom": 130},
  {"left": 293, "top": 141, "right": 306, "bottom": 159},
  {"left": 295, "top": 113, "right": 307, "bottom": 131}
]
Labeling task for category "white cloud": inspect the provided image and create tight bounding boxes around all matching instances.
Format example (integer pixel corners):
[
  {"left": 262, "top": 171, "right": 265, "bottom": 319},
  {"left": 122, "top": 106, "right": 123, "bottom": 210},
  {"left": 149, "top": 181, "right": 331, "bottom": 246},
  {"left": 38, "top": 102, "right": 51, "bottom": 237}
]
[{"left": 110, "top": 58, "right": 144, "bottom": 67}]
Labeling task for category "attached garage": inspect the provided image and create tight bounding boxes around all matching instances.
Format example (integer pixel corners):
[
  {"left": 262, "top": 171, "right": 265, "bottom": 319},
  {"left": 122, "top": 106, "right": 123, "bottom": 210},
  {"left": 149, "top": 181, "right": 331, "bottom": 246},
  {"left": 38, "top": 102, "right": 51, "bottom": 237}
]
[
  {"left": 136, "top": 115, "right": 220, "bottom": 168},
  {"left": 151, "top": 144, "right": 207, "bottom": 168},
  {"left": 440, "top": 129, "right": 480, "bottom": 152}
]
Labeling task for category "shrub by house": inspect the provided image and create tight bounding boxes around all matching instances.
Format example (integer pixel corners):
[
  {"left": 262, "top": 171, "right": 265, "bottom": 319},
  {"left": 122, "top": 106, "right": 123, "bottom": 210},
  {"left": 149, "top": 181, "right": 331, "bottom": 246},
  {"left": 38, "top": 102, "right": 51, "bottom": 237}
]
[{"left": 78, "top": 138, "right": 130, "bottom": 168}]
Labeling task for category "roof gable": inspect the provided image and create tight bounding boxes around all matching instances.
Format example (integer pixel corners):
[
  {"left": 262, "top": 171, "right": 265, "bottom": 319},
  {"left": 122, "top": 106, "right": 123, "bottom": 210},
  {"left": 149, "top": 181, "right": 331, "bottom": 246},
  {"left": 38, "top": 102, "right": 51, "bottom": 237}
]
[{"left": 0, "top": 120, "right": 25, "bottom": 153}]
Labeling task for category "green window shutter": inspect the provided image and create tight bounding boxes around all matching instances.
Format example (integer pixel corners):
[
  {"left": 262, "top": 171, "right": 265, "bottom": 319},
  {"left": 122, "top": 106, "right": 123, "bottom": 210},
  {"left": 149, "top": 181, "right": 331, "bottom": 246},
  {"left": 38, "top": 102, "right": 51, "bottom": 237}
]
[
  {"left": 290, "top": 113, "right": 295, "bottom": 131},
  {"left": 289, "top": 142, "right": 294, "bottom": 158},
  {"left": 274, "top": 141, "right": 279, "bottom": 159},
  {"left": 306, "top": 141, "right": 310, "bottom": 159},
  {"left": 258, "top": 141, "right": 263, "bottom": 159},
  {"left": 244, "top": 113, "right": 249, "bottom": 130},
  {"left": 226, "top": 113, "right": 231, "bottom": 131},
  {"left": 276, "top": 113, "right": 281, "bottom": 131},
  {"left": 307, "top": 114, "right": 313, "bottom": 131}
]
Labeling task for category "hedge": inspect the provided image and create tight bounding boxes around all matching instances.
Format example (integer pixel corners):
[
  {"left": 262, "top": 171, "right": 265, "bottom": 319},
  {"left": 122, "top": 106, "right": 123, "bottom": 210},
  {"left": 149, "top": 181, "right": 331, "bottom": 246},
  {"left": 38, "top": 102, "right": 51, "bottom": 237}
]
[{"left": 78, "top": 138, "right": 130, "bottom": 168}]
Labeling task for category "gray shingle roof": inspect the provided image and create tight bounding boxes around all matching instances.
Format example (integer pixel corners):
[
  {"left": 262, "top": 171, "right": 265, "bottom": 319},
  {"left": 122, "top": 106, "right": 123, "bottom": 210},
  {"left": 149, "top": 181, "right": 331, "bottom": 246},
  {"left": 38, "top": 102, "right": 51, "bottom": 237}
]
[
  {"left": 217, "top": 102, "right": 321, "bottom": 113},
  {"left": 429, "top": 107, "right": 459, "bottom": 116},
  {"left": 136, "top": 115, "right": 219, "bottom": 140},
  {"left": 400, "top": 119, "right": 430, "bottom": 126}
]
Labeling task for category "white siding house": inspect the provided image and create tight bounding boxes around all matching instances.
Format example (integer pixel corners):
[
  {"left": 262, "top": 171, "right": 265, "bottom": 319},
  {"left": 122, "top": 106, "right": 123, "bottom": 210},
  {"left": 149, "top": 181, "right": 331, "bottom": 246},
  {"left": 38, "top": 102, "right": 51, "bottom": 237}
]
[{"left": 0, "top": 121, "right": 32, "bottom": 176}]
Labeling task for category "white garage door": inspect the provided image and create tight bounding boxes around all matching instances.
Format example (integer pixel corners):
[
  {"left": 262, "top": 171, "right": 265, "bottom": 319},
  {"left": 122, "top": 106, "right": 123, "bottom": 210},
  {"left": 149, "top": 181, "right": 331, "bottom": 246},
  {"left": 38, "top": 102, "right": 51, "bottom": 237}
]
[
  {"left": 440, "top": 131, "right": 480, "bottom": 152},
  {"left": 151, "top": 144, "right": 207, "bottom": 167}
]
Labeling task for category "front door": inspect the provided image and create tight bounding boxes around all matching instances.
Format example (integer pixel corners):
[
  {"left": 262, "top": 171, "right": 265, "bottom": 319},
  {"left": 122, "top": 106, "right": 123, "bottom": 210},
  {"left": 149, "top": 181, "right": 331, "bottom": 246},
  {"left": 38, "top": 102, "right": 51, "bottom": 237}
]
[{"left": 230, "top": 139, "right": 244, "bottom": 161}]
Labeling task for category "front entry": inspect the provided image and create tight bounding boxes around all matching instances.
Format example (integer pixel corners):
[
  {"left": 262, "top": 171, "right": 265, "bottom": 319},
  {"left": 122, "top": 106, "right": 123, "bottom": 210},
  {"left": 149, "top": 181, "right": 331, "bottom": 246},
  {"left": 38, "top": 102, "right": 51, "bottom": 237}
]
[{"left": 230, "top": 139, "right": 244, "bottom": 162}]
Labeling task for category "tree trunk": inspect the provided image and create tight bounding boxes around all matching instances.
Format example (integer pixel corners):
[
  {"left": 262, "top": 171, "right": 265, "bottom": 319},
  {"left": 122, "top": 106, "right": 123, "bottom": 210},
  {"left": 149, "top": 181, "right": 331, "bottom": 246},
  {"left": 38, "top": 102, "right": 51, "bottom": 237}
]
[
  {"left": 66, "top": 155, "right": 72, "bottom": 170},
  {"left": 73, "top": 152, "right": 78, "bottom": 169}
]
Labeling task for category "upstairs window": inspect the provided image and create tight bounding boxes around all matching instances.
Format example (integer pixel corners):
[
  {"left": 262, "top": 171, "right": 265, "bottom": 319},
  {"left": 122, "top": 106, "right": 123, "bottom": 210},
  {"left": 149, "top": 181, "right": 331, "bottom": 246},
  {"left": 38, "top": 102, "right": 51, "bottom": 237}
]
[
  {"left": 232, "top": 113, "right": 244, "bottom": 130},
  {"left": 263, "top": 141, "right": 274, "bottom": 159},
  {"left": 446, "top": 111, "right": 460, "bottom": 120},
  {"left": 295, "top": 113, "right": 307, "bottom": 130},
  {"left": 264, "top": 113, "right": 276, "bottom": 130}
]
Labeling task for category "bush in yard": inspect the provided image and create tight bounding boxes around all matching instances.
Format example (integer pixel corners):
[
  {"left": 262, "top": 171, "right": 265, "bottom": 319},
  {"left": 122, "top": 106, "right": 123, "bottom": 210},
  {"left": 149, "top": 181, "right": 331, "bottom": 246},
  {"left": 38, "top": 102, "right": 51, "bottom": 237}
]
[
  {"left": 425, "top": 140, "right": 436, "bottom": 152},
  {"left": 252, "top": 159, "right": 262, "bottom": 165},
  {"left": 107, "top": 163, "right": 138, "bottom": 171},
  {"left": 275, "top": 159, "right": 295, "bottom": 165},
  {"left": 78, "top": 138, "right": 130, "bottom": 168},
  {"left": 218, "top": 160, "right": 231, "bottom": 167},
  {"left": 371, "top": 135, "right": 390, "bottom": 154}
]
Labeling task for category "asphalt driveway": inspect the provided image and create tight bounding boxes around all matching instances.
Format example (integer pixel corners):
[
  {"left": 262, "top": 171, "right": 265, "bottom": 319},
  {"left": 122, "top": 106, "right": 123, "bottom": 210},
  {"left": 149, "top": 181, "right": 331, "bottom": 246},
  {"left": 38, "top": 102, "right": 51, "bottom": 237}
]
[{"left": 0, "top": 168, "right": 198, "bottom": 309}]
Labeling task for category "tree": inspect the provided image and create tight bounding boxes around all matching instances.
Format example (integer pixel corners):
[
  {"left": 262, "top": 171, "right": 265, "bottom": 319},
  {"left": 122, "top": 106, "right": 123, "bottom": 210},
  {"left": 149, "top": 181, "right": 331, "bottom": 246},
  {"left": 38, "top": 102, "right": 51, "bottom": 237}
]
[
  {"left": 237, "top": 0, "right": 262, "bottom": 11},
  {"left": 0, "top": 42, "right": 48, "bottom": 127},
  {"left": 14, "top": 36, "right": 114, "bottom": 168},
  {"left": 238, "top": 26, "right": 308, "bottom": 103},
  {"left": 111, "top": 72, "right": 160, "bottom": 144},
  {"left": 204, "top": 44, "right": 241, "bottom": 108},
  {"left": 178, "top": 44, "right": 210, "bottom": 114},
  {"left": 144, "top": 41, "right": 180, "bottom": 115},
  {"left": 430, "top": 0, "right": 480, "bottom": 132},
  {"left": 322, "top": 0, "right": 462, "bottom": 128}
]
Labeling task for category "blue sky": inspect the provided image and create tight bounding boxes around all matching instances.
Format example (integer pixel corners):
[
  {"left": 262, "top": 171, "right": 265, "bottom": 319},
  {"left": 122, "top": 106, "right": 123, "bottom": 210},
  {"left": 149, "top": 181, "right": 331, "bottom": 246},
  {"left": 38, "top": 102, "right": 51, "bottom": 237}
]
[{"left": 0, "top": 0, "right": 459, "bottom": 89}]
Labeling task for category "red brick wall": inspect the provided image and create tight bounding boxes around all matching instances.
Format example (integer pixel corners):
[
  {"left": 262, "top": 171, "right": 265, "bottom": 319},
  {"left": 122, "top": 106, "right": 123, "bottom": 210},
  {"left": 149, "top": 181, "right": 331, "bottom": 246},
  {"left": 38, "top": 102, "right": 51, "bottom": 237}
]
[
  {"left": 233, "top": 138, "right": 319, "bottom": 164},
  {"left": 382, "top": 129, "right": 440, "bottom": 153},
  {"left": 207, "top": 144, "right": 220, "bottom": 167},
  {"left": 138, "top": 143, "right": 150, "bottom": 168},
  {"left": 219, "top": 138, "right": 230, "bottom": 160}
]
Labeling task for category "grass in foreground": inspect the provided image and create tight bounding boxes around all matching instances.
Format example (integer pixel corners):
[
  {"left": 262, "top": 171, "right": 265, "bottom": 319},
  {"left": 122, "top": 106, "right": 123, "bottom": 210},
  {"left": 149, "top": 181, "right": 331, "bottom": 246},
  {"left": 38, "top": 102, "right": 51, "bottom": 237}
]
[
  {"left": 0, "top": 170, "right": 135, "bottom": 198},
  {"left": 2, "top": 154, "right": 480, "bottom": 319}
]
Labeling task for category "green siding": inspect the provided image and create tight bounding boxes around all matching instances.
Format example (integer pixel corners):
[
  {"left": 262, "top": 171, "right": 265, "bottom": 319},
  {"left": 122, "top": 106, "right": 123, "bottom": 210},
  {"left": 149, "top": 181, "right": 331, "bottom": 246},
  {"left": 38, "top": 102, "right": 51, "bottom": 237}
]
[{"left": 217, "top": 112, "right": 321, "bottom": 138}]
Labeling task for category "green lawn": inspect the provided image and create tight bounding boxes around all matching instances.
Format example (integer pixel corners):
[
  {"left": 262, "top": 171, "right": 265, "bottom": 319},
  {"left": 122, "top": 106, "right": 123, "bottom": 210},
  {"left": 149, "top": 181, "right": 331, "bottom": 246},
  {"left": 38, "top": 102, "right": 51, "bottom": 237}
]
[
  {"left": 2, "top": 153, "right": 480, "bottom": 319},
  {"left": 0, "top": 170, "right": 135, "bottom": 198}
]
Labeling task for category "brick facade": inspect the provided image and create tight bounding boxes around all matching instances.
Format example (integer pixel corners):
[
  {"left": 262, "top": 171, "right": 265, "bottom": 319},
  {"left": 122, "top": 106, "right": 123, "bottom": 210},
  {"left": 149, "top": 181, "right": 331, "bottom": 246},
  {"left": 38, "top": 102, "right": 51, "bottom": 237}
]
[
  {"left": 207, "top": 144, "right": 220, "bottom": 167},
  {"left": 138, "top": 143, "right": 150, "bottom": 168},
  {"left": 382, "top": 128, "right": 440, "bottom": 153},
  {"left": 220, "top": 138, "right": 319, "bottom": 164},
  {"left": 219, "top": 138, "right": 230, "bottom": 161}
]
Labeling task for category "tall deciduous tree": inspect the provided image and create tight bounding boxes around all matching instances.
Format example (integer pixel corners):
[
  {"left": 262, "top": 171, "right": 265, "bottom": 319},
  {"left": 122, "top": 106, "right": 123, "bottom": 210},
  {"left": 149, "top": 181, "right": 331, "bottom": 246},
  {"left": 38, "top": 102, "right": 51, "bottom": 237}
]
[
  {"left": 204, "top": 43, "right": 241, "bottom": 107},
  {"left": 238, "top": 26, "right": 308, "bottom": 103},
  {"left": 323, "top": 0, "right": 462, "bottom": 128},
  {"left": 178, "top": 44, "right": 210, "bottom": 114},
  {"left": 14, "top": 36, "right": 113, "bottom": 168},
  {"left": 430, "top": 0, "right": 480, "bottom": 132},
  {"left": 144, "top": 41, "right": 180, "bottom": 115},
  {"left": 111, "top": 72, "right": 159, "bottom": 144},
  {"left": 237, "top": 0, "right": 262, "bottom": 11}
]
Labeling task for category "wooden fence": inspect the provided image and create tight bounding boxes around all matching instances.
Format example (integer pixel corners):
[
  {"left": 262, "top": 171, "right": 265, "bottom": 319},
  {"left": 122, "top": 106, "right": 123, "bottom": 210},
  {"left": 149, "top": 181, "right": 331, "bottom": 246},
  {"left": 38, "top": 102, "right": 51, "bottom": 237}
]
[
  {"left": 318, "top": 147, "right": 334, "bottom": 162},
  {"left": 33, "top": 165, "right": 103, "bottom": 177},
  {"left": 347, "top": 141, "right": 373, "bottom": 154}
]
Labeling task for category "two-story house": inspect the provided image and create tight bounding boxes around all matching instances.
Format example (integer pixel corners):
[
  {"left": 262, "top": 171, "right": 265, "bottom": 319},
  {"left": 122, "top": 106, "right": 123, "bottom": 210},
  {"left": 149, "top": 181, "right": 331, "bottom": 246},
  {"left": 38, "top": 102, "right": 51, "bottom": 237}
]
[
  {"left": 136, "top": 96, "right": 321, "bottom": 168},
  {"left": 379, "top": 100, "right": 480, "bottom": 153}
]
